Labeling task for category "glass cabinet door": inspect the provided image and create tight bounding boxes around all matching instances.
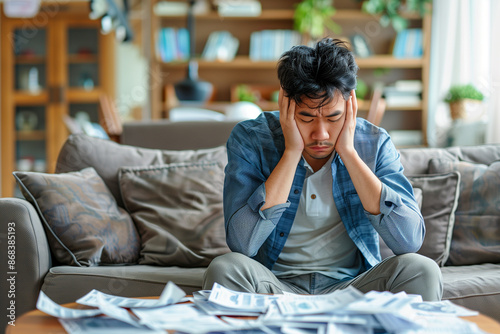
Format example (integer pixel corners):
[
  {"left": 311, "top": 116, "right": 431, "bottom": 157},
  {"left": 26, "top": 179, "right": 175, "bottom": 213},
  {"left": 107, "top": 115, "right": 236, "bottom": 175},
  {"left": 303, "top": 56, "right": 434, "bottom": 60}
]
[
  {"left": 12, "top": 28, "right": 49, "bottom": 197},
  {"left": 67, "top": 27, "right": 99, "bottom": 90},
  {"left": 1, "top": 6, "right": 115, "bottom": 197},
  {"left": 14, "top": 105, "right": 47, "bottom": 198},
  {"left": 14, "top": 28, "right": 47, "bottom": 92}
]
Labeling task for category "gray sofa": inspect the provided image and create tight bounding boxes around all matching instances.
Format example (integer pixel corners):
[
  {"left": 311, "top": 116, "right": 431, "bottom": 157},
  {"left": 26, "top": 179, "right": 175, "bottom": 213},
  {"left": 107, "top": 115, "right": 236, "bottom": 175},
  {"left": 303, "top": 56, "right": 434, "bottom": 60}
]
[{"left": 1, "top": 119, "right": 499, "bottom": 333}]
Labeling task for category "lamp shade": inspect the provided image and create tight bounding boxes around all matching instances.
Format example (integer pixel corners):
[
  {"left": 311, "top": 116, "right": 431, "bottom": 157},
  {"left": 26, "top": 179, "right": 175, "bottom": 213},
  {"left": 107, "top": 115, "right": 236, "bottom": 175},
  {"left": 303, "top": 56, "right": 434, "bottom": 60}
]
[{"left": 175, "top": 61, "right": 213, "bottom": 102}]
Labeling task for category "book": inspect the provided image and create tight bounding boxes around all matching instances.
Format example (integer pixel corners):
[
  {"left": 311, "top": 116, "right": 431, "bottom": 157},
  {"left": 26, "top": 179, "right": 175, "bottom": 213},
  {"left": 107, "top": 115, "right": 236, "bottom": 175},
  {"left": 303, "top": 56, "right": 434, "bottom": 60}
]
[
  {"left": 176, "top": 28, "right": 190, "bottom": 60},
  {"left": 394, "top": 80, "right": 423, "bottom": 93},
  {"left": 157, "top": 27, "right": 190, "bottom": 62},
  {"left": 216, "top": 0, "right": 261, "bottom": 17},
  {"left": 392, "top": 29, "right": 423, "bottom": 58},
  {"left": 385, "top": 95, "right": 421, "bottom": 107},
  {"left": 202, "top": 31, "right": 239, "bottom": 61},
  {"left": 384, "top": 81, "right": 422, "bottom": 107},
  {"left": 249, "top": 29, "right": 301, "bottom": 61}
]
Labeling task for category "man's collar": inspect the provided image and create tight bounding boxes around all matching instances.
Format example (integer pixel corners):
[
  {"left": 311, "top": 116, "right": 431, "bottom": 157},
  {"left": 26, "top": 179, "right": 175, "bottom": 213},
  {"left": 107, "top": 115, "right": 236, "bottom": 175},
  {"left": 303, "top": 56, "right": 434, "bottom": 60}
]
[{"left": 302, "top": 152, "right": 335, "bottom": 174}]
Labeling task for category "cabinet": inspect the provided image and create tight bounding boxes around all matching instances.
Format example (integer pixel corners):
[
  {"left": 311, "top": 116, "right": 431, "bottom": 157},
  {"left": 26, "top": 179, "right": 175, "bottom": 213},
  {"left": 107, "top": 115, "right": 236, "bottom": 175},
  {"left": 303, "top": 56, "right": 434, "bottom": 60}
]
[
  {"left": 150, "top": 0, "right": 431, "bottom": 144},
  {"left": 1, "top": 3, "right": 115, "bottom": 197}
]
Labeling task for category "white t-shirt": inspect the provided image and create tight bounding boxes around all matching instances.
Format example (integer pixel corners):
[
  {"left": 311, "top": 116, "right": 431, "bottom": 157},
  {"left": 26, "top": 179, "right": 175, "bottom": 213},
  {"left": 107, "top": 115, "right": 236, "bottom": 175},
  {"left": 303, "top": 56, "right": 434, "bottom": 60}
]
[{"left": 273, "top": 154, "right": 362, "bottom": 280}]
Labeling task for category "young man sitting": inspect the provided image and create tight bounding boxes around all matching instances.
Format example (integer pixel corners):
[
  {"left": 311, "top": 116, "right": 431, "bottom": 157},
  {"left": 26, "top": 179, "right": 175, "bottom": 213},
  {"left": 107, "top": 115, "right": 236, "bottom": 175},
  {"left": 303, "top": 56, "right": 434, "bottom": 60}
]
[{"left": 203, "top": 38, "right": 442, "bottom": 301}]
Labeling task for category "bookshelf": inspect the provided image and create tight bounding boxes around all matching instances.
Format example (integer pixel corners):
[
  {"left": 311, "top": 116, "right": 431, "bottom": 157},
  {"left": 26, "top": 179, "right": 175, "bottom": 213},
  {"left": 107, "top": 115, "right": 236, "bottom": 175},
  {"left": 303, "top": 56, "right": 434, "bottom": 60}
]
[{"left": 149, "top": 0, "right": 431, "bottom": 145}]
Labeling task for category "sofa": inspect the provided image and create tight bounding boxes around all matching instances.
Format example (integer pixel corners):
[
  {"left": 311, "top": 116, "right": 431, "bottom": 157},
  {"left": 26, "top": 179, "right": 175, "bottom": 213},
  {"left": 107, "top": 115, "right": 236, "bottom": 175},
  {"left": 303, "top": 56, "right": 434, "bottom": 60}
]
[{"left": 1, "top": 119, "right": 499, "bottom": 333}]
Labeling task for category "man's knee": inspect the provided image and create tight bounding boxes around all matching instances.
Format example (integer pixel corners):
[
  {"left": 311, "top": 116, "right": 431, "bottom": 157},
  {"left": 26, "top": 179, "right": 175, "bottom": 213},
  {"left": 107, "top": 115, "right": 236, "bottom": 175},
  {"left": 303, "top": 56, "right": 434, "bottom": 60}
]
[
  {"left": 397, "top": 253, "right": 441, "bottom": 278},
  {"left": 394, "top": 253, "right": 443, "bottom": 301},
  {"left": 202, "top": 252, "right": 251, "bottom": 290}
]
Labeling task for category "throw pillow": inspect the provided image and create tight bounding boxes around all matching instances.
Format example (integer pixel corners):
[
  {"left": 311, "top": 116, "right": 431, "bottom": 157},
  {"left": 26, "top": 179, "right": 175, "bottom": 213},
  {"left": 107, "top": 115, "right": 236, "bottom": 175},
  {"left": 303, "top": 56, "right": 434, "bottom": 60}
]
[
  {"left": 379, "top": 172, "right": 460, "bottom": 266},
  {"left": 428, "top": 159, "right": 500, "bottom": 265},
  {"left": 14, "top": 167, "right": 140, "bottom": 266},
  {"left": 119, "top": 161, "right": 230, "bottom": 267}
]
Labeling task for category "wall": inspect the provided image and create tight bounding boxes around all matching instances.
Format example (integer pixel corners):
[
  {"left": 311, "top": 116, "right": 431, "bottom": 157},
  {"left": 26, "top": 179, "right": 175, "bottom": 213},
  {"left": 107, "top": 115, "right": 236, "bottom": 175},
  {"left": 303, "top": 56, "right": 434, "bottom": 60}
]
[{"left": 115, "top": 41, "right": 148, "bottom": 121}]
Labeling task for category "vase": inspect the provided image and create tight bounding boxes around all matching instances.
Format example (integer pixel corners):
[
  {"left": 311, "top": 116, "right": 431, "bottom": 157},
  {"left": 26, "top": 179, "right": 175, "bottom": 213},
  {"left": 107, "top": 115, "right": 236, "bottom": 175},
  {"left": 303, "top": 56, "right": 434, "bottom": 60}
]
[
  {"left": 449, "top": 99, "right": 483, "bottom": 121},
  {"left": 16, "top": 111, "right": 38, "bottom": 131}
]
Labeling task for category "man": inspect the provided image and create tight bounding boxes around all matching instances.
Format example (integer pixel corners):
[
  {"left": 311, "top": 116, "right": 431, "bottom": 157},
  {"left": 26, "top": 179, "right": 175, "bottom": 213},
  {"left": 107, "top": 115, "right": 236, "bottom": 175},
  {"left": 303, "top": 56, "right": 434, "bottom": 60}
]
[{"left": 203, "top": 38, "right": 442, "bottom": 301}]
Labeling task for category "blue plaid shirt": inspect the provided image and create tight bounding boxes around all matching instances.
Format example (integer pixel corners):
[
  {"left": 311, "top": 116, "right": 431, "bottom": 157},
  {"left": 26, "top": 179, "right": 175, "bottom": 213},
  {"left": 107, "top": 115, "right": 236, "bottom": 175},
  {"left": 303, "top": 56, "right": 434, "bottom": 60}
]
[{"left": 224, "top": 111, "right": 424, "bottom": 272}]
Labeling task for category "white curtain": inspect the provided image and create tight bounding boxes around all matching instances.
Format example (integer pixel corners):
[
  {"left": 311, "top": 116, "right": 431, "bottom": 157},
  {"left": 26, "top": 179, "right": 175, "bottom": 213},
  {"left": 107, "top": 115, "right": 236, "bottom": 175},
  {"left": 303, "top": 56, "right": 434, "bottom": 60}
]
[
  {"left": 486, "top": 1, "right": 500, "bottom": 143},
  {"left": 428, "top": 0, "right": 500, "bottom": 147}
]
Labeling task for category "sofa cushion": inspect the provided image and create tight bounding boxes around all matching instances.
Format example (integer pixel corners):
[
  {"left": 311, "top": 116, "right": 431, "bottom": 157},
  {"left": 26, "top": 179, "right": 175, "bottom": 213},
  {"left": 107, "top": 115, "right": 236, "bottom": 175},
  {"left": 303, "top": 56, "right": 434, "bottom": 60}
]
[
  {"left": 13, "top": 167, "right": 140, "bottom": 266},
  {"left": 408, "top": 172, "right": 461, "bottom": 266},
  {"left": 429, "top": 159, "right": 500, "bottom": 266},
  {"left": 399, "top": 147, "right": 457, "bottom": 175},
  {"left": 42, "top": 265, "right": 205, "bottom": 304},
  {"left": 399, "top": 144, "right": 500, "bottom": 176},
  {"left": 119, "top": 162, "right": 230, "bottom": 267},
  {"left": 55, "top": 134, "right": 227, "bottom": 207},
  {"left": 379, "top": 172, "right": 460, "bottom": 266},
  {"left": 441, "top": 263, "right": 500, "bottom": 322}
]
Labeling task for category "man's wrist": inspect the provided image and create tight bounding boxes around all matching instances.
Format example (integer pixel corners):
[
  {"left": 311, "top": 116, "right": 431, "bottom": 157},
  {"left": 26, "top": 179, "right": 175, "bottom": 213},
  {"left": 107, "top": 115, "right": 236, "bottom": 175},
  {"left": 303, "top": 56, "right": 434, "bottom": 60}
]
[
  {"left": 282, "top": 148, "right": 303, "bottom": 163},
  {"left": 336, "top": 146, "right": 357, "bottom": 163}
]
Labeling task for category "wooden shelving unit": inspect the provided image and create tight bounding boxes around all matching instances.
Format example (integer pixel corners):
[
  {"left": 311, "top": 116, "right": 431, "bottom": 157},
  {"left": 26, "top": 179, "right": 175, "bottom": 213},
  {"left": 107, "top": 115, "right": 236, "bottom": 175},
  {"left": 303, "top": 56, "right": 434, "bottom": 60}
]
[
  {"left": 0, "top": 2, "right": 115, "bottom": 197},
  {"left": 159, "top": 55, "right": 424, "bottom": 70},
  {"left": 149, "top": 0, "right": 431, "bottom": 144},
  {"left": 155, "top": 8, "right": 421, "bottom": 21}
]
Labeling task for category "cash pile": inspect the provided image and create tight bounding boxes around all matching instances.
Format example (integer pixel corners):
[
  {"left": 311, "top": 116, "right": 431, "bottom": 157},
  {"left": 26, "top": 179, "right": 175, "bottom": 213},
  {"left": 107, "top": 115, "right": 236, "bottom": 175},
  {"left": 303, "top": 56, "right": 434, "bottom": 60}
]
[{"left": 37, "top": 282, "right": 485, "bottom": 334}]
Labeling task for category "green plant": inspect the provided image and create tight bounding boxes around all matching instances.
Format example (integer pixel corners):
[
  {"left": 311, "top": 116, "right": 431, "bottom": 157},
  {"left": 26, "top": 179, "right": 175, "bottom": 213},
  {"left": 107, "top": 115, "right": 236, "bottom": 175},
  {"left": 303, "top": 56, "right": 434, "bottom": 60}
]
[
  {"left": 235, "top": 85, "right": 258, "bottom": 103},
  {"left": 355, "top": 78, "right": 369, "bottom": 100},
  {"left": 444, "top": 84, "right": 484, "bottom": 104},
  {"left": 294, "top": 0, "right": 340, "bottom": 42},
  {"left": 361, "top": 0, "right": 431, "bottom": 32}
]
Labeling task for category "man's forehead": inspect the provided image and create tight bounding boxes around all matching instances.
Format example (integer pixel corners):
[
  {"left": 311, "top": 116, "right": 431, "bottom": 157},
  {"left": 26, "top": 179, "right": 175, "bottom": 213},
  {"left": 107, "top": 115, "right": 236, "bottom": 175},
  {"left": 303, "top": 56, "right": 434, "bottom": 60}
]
[{"left": 297, "top": 94, "right": 345, "bottom": 114}]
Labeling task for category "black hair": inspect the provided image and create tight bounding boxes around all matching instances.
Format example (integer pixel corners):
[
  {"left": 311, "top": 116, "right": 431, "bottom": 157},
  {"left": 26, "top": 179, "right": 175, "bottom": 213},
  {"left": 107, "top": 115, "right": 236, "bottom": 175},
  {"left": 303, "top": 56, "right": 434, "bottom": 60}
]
[{"left": 277, "top": 38, "right": 358, "bottom": 108}]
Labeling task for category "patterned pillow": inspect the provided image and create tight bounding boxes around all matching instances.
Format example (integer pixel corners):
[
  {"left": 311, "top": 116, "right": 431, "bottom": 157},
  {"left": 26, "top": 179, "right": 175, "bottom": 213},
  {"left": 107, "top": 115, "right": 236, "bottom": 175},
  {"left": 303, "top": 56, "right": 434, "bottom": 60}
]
[
  {"left": 119, "top": 161, "right": 230, "bottom": 267},
  {"left": 428, "top": 159, "right": 500, "bottom": 265},
  {"left": 14, "top": 167, "right": 140, "bottom": 266},
  {"left": 379, "top": 172, "right": 460, "bottom": 266}
]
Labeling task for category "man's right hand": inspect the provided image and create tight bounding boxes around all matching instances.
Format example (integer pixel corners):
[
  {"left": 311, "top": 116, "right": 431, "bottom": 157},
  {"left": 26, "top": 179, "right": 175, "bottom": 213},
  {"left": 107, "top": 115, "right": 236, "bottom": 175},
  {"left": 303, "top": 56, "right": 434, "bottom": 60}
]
[
  {"left": 261, "top": 88, "right": 304, "bottom": 211},
  {"left": 279, "top": 87, "right": 304, "bottom": 154}
]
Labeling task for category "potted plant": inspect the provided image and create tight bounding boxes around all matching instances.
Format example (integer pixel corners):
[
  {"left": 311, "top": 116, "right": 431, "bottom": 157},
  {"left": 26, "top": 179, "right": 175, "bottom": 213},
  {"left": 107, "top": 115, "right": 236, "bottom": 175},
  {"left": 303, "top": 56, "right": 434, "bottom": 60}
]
[
  {"left": 235, "top": 84, "right": 259, "bottom": 103},
  {"left": 361, "top": 0, "right": 431, "bottom": 32},
  {"left": 355, "top": 78, "right": 369, "bottom": 101},
  {"left": 444, "top": 84, "right": 484, "bottom": 120},
  {"left": 294, "top": 0, "right": 340, "bottom": 44}
]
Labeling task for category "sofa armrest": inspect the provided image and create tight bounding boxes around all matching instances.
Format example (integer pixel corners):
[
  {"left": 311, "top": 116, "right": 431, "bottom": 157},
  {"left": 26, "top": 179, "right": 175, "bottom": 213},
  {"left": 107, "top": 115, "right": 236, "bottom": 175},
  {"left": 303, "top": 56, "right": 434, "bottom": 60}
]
[{"left": 0, "top": 198, "right": 52, "bottom": 330}]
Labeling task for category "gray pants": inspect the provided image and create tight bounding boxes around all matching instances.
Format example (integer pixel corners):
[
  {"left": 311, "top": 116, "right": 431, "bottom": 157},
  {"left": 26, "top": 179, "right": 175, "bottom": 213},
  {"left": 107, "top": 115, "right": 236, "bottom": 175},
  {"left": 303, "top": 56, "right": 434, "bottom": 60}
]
[{"left": 203, "top": 252, "right": 443, "bottom": 301}]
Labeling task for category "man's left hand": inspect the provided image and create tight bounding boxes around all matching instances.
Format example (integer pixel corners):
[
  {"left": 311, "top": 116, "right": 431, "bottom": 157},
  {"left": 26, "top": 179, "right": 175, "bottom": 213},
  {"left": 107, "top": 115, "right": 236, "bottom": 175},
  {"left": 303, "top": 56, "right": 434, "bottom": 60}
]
[{"left": 335, "top": 90, "right": 358, "bottom": 158}]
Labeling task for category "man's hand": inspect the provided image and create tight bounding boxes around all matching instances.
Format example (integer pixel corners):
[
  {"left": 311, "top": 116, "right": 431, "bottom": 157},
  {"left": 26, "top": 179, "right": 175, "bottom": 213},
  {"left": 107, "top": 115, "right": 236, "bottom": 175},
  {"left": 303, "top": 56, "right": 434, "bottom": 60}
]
[
  {"left": 335, "top": 90, "right": 358, "bottom": 159},
  {"left": 261, "top": 88, "right": 304, "bottom": 211},
  {"left": 279, "top": 87, "right": 304, "bottom": 154},
  {"left": 335, "top": 90, "right": 382, "bottom": 215}
]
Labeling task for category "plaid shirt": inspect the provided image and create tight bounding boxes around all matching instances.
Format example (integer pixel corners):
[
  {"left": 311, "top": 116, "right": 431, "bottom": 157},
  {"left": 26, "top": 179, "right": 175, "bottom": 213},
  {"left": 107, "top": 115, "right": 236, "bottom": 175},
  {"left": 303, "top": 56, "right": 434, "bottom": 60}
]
[{"left": 224, "top": 111, "right": 424, "bottom": 272}]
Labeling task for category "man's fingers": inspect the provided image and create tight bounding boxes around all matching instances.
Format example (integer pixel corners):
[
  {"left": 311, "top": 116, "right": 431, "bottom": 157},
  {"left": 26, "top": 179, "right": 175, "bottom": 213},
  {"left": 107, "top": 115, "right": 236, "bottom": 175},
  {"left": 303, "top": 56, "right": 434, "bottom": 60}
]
[
  {"left": 279, "top": 88, "right": 296, "bottom": 122},
  {"left": 345, "top": 95, "right": 352, "bottom": 121},
  {"left": 351, "top": 90, "right": 358, "bottom": 119},
  {"left": 287, "top": 98, "right": 296, "bottom": 121}
]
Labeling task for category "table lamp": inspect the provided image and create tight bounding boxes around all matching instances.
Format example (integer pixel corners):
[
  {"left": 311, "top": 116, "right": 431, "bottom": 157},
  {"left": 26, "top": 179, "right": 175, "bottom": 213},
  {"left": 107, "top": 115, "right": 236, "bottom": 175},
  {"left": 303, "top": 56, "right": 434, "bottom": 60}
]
[{"left": 174, "top": 0, "right": 213, "bottom": 102}]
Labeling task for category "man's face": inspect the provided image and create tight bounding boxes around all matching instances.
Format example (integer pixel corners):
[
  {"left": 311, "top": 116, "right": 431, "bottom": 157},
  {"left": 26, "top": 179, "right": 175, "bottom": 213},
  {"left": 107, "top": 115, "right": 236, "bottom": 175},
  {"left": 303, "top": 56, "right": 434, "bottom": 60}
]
[{"left": 294, "top": 93, "right": 346, "bottom": 171}]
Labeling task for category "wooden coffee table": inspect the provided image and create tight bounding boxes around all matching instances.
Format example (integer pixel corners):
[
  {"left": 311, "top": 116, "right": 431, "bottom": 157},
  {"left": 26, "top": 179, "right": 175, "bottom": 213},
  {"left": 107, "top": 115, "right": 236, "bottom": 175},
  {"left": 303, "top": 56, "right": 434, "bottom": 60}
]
[{"left": 6, "top": 302, "right": 500, "bottom": 334}]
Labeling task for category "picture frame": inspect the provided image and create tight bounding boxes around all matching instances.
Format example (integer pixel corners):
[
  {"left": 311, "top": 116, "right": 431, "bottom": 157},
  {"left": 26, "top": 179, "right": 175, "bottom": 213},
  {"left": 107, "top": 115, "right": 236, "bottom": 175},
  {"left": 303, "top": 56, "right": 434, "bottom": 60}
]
[{"left": 350, "top": 34, "right": 373, "bottom": 58}]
